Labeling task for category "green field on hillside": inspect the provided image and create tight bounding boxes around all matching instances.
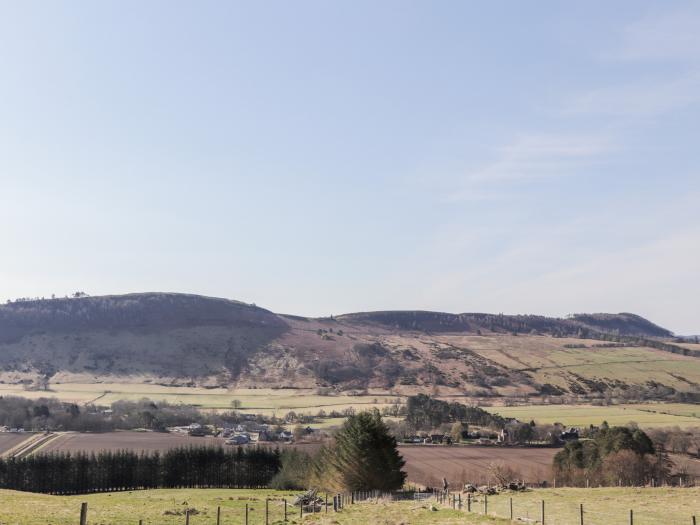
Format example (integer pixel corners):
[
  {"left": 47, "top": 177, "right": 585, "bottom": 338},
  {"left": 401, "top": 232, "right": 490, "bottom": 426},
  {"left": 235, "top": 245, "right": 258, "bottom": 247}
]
[
  {"left": 463, "top": 335, "right": 700, "bottom": 393},
  {"left": 0, "top": 487, "right": 697, "bottom": 525},
  {"left": 488, "top": 403, "right": 700, "bottom": 428},
  {"left": 0, "top": 383, "right": 400, "bottom": 415},
  {"left": 2, "top": 381, "right": 699, "bottom": 430}
]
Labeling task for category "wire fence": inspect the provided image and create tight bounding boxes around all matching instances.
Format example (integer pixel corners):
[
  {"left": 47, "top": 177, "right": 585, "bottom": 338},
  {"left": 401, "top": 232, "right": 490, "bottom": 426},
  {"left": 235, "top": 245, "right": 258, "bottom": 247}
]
[
  {"left": 68, "top": 487, "right": 699, "bottom": 524},
  {"left": 433, "top": 488, "right": 699, "bottom": 525}
]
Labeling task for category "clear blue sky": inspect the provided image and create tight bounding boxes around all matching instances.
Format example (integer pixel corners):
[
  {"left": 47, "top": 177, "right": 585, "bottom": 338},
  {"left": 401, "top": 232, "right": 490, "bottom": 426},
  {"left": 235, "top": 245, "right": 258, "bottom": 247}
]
[{"left": 1, "top": 1, "right": 698, "bottom": 334}]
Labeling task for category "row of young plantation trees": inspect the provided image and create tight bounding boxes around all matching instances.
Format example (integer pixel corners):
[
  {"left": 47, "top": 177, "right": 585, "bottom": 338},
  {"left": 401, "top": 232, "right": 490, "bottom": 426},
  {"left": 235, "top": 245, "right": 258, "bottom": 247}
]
[{"left": 0, "top": 447, "right": 280, "bottom": 494}]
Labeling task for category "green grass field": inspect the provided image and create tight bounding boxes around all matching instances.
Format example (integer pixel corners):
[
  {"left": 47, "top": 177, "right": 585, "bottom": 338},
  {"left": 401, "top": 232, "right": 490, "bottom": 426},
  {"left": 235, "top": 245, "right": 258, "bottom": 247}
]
[
  {"left": 459, "top": 335, "right": 700, "bottom": 394},
  {"left": 3, "top": 381, "right": 699, "bottom": 430},
  {"left": 0, "top": 383, "right": 401, "bottom": 415},
  {"left": 486, "top": 403, "right": 700, "bottom": 428},
  {"left": 0, "top": 488, "right": 504, "bottom": 525},
  {"left": 485, "top": 487, "right": 700, "bottom": 525},
  {"left": 0, "top": 487, "right": 697, "bottom": 525}
]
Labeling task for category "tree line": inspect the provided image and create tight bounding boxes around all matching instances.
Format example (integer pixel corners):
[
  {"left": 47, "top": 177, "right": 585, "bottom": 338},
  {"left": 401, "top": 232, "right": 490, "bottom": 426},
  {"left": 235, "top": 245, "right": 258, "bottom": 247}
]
[
  {"left": 0, "top": 446, "right": 280, "bottom": 494},
  {"left": 553, "top": 424, "right": 670, "bottom": 486},
  {"left": 405, "top": 394, "right": 505, "bottom": 431},
  {"left": 0, "top": 396, "right": 276, "bottom": 433}
]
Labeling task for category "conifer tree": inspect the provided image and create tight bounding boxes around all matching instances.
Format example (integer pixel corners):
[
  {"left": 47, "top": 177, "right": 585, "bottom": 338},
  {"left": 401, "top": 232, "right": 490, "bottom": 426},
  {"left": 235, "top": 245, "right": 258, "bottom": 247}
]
[{"left": 316, "top": 410, "right": 406, "bottom": 491}]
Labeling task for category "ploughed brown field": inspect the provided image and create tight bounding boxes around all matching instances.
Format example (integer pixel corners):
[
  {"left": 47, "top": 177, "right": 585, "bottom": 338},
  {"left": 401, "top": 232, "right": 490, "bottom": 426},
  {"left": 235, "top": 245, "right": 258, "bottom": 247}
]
[
  {"left": 37, "top": 431, "right": 324, "bottom": 455},
  {"left": 0, "top": 433, "right": 36, "bottom": 455},
  {"left": 35, "top": 432, "right": 558, "bottom": 487},
  {"left": 39, "top": 432, "right": 225, "bottom": 453},
  {"left": 398, "top": 445, "right": 557, "bottom": 487}
]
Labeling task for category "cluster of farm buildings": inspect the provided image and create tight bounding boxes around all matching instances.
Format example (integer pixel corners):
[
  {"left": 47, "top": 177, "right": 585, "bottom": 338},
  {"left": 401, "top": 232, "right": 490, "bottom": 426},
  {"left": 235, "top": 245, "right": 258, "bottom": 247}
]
[{"left": 170, "top": 422, "right": 319, "bottom": 445}]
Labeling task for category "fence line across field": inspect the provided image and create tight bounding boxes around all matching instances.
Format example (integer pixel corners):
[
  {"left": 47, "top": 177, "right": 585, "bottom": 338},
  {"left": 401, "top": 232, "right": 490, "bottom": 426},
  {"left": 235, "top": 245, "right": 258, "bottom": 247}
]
[
  {"left": 433, "top": 487, "right": 698, "bottom": 525},
  {"left": 74, "top": 488, "right": 699, "bottom": 524}
]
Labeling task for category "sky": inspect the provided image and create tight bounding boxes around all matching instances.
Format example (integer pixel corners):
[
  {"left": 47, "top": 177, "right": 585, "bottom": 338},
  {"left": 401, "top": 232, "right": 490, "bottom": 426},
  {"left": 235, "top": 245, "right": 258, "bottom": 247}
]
[{"left": 1, "top": 1, "right": 698, "bottom": 334}]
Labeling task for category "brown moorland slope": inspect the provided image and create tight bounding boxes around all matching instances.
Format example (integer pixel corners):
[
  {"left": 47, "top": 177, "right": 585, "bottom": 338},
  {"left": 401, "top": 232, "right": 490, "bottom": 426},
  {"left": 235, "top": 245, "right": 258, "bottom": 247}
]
[{"left": 0, "top": 293, "right": 697, "bottom": 397}]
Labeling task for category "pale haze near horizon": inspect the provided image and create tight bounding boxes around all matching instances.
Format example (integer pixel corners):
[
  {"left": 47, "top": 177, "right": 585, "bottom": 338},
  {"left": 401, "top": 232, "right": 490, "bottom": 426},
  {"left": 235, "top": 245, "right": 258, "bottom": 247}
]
[{"left": 1, "top": 1, "right": 698, "bottom": 334}]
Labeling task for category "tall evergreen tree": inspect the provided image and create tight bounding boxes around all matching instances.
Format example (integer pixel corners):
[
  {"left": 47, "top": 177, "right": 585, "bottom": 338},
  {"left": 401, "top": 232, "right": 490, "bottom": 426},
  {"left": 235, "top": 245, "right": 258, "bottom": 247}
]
[{"left": 316, "top": 410, "right": 406, "bottom": 491}]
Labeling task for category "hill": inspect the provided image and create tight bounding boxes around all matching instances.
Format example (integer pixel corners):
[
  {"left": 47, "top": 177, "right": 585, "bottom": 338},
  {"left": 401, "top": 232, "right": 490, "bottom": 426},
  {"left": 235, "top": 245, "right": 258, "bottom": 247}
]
[
  {"left": 336, "top": 310, "right": 673, "bottom": 338},
  {"left": 0, "top": 293, "right": 697, "bottom": 398}
]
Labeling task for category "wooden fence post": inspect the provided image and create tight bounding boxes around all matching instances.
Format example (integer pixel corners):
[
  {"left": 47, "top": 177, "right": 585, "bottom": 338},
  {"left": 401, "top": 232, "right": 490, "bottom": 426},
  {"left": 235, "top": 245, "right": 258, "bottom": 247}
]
[
  {"left": 245, "top": 503, "right": 249, "bottom": 525},
  {"left": 300, "top": 501, "right": 303, "bottom": 520},
  {"left": 692, "top": 515, "right": 696, "bottom": 525},
  {"left": 284, "top": 499, "right": 287, "bottom": 521},
  {"left": 185, "top": 509, "right": 190, "bottom": 525},
  {"left": 630, "top": 509, "right": 633, "bottom": 525},
  {"left": 510, "top": 497, "right": 513, "bottom": 520},
  {"left": 326, "top": 493, "right": 328, "bottom": 513},
  {"left": 541, "top": 500, "right": 545, "bottom": 525},
  {"left": 580, "top": 503, "right": 584, "bottom": 525},
  {"left": 483, "top": 494, "right": 487, "bottom": 515},
  {"left": 458, "top": 493, "right": 461, "bottom": 510},
  {"left": 265, "top": 498, "right": 269, "bottom": 525},
  {"left": 467, "top": 493, "right": 471, "bottom": 512},
  {"left": 80, "top": 502, "right": 88, "bottom": 525}
]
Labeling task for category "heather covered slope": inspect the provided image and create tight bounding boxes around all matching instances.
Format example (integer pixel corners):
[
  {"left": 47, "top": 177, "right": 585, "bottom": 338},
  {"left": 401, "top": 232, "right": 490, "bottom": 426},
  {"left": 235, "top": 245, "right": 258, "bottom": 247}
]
[
  {"left": 336, "top": 310, "right": 673, "bottom": 338},
  {"left": 0, "top": 293, "right": 288, "bottom": 384},
  {"left": 0, "top": 293, "right": 696, "bottom": 396}
]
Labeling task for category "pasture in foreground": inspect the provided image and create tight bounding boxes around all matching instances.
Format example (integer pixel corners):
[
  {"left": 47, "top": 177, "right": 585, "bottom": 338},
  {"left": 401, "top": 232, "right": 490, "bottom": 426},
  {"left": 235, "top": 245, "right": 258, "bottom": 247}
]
[
  {"left": 486, "top": 487, "right": 700, "bottom": 525},
  {"left": 0, "top": 487, "right": 697, "bottom": 524},
  {"left": 0, "top": 488, "right": 503, "bottom": 525}
]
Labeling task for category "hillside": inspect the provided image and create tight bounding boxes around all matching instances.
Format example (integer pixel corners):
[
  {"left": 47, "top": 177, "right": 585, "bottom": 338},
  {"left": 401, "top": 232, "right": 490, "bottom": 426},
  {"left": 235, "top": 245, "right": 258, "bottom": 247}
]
[
  {"left": 336, "top": 310, "right": 673, "bottom": 338},
  {"left": 0, "top": 293, "right": 697, "bottom": 398}
]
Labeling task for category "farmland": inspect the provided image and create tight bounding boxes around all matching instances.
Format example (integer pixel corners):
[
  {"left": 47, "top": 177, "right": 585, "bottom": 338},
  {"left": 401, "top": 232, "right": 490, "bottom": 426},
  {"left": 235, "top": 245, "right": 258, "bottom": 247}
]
[
  {"left": 2, "top": 381, "right": 699, "bottom": 430},
  {"left": 0, "top": 488, "right": 503, "bottom": 525},
  {"left": 485, "top": 487, "right": 700, "bottom": 525},
  {"left": 398, "top": 445, "right": 556, "bottom": 487},
  {"left": 486, "top": 404, "right": 700, "bottom": 428},
  {"left": 0, "top": 383, "right": 401, "bottom": 414},
  {"left": 0, "top": 383, "right": 700, "bottom": 434},
  {"left": 0, "top": 432, "right": 36, "bottom": 456},
  {"left": 0, "top": 431, "right": 557, "bottom": 487},
  {"left": 36, "top": 431, "right": 226, "bottom": 454},
  {"left": 30, "top": 431, "right": 324, "bottom": 456},
  {"left": 9, "top": 431, "right": 697, "bottom": 490},
  {"left": 453, "top": 334, "right": 700, "bottom": 394},
  {"left": 0, "top": 487, "right": 697, "bottom": 525}
]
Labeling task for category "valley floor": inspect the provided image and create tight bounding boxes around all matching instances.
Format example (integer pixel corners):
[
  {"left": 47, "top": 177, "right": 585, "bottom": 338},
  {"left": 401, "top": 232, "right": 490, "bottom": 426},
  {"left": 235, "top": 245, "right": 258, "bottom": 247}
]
[{"left": 2, "top": 382, "right": 699, "bottom": 430}]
